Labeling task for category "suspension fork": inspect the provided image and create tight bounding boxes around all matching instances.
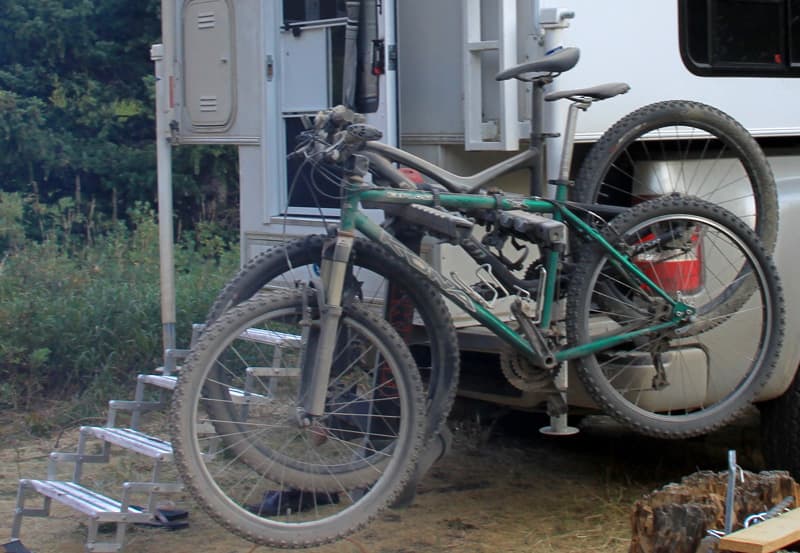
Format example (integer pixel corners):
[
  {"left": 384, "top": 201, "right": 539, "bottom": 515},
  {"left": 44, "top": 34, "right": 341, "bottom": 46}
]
[{"left": 299, "top": 230, "right": 355, "bottom": 419}]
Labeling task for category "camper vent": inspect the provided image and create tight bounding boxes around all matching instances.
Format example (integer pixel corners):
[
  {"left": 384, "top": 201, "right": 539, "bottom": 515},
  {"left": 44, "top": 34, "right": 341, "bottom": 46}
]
[
  {"left": 197, "top": 11, "right": 216, "bottom": 29},
  {"left": 199, "top": 96, "right": 218, "bottom": 112}
]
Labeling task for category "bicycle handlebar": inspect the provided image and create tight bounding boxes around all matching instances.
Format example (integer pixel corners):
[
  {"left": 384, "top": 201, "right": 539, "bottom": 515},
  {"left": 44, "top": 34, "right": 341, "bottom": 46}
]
[{"left": 296, "top": 106, "right": 538, "bottom": 195}]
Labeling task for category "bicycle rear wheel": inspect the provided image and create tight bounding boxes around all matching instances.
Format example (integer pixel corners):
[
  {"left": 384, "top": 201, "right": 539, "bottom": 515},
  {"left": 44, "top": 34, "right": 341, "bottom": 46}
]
[
  {"left": 567, "top": 197, "right": 784, "bottom": 438},
  {"left": 171, "top": 290, "right": 425, "bottom": 547},
  {"left": 573, "top": 100, "right": 778, "bottom": 253}
]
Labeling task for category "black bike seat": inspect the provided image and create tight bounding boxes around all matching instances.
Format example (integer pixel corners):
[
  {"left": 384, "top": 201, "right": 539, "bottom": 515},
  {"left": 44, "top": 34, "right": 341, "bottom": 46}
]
[
  {"left": 545, "top": 82, "right": 630, "bottom": 102},
  {"left": 495, "top": 47, "right": 580, "bottom": 81}
]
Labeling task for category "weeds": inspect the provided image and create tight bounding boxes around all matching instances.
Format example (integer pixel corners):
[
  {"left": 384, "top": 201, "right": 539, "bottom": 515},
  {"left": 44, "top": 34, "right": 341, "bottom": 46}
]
[{"left": 0, "top": 191, "right": 238, "bottom": 427}]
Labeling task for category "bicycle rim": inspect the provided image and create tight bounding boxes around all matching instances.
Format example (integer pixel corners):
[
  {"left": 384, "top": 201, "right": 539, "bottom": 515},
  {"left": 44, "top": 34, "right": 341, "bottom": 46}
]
[
  {"left": 567, "top": 199, "right": 783, "bottom": 437},
  {"left": 574, "top": 100, "right": 778, "bottom": 253},
  {"left": 171, "top": 290, "right": 425, "bottom": 547},
  {"left": 205, "top": 235, "right": 460, "bottom": 443}
]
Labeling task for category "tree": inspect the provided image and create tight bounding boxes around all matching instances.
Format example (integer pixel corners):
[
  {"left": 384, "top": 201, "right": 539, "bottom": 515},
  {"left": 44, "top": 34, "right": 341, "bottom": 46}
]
[{"left": 0, "top": 0, "right": 239, "bottom": 238}]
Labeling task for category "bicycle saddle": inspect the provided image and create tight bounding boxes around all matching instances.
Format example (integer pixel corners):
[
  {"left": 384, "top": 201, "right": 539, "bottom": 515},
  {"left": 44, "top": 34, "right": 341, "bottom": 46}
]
[
  {"left": 545, "top": 82, "right": 630, "bottom": 102},
  {"left": 495, "top": 47, "right": 580, "bottom": 81}
]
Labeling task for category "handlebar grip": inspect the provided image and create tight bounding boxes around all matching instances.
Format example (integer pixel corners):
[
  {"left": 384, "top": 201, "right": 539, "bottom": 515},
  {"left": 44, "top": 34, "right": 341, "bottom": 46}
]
[{"left": 346, "top": 124, "right": 383, "bottom": 143}]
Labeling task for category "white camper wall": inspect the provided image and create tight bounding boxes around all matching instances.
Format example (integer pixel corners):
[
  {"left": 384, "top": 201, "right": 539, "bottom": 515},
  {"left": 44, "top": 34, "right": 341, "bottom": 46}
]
[
  {"left": 210, "top": 1, "right": 800, "bottom": 262},
  {"left": 397, "top": 1, "right": 800, "bottom": 180},
  {"left": 397, "top": 0, "right": 539, "bottom": 191},
  {"left": 541, "top": 0, "right": 800, "bottom": 140}
]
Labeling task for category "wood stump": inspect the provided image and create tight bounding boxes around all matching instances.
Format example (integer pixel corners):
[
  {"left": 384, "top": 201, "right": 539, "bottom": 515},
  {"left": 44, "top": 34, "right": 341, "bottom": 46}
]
[{"left": 629, "top": 470, "right": 800, "bottom": 553}]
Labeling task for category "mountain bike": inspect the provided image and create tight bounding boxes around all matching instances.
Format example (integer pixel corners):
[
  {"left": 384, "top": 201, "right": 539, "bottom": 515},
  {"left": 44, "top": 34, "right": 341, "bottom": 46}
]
[
  {"left": 198, "top": 48, "right": 778, "bottom": 452},
  {"left": 202, "top": 47, "right": 778, "bottom": 451},
  {"left": 169, "top": 47, "right": 784, "bottom": 547}
]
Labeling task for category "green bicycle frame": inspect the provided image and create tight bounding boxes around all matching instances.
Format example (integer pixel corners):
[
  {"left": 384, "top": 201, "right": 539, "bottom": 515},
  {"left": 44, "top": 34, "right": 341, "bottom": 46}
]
[{"left": 339, "top": 182, "right": 693, "bottom": 366}]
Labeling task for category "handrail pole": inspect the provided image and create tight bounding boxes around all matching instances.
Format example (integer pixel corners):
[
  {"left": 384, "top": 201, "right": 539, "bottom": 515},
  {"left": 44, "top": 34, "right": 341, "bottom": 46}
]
[{"left": 152, "top": 43, "right": 176, "bottom": 354}]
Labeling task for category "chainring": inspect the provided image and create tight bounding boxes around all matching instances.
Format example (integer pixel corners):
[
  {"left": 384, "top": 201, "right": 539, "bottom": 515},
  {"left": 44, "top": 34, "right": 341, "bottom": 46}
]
[{"left": 499, "top": 348, "right": 552, "bottom": 392}]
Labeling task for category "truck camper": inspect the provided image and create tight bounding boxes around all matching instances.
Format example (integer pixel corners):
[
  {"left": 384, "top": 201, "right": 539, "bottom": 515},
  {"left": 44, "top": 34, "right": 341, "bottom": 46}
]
[{"left": 162, "top": 0, "right": 800, "bottom": 471}]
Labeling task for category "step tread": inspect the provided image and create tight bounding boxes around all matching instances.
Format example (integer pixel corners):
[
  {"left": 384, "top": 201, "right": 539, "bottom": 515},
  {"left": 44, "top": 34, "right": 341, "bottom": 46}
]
[
  {"left": 239, "top": 327, "right": 301, "bottom": 346},
  {"left": 23, "top": 480, "right": 150, "bottom": 521},
  {"left": 137, "top": 374, "right": 178, "bottom": 389},
  {"left": 83, "top": 427, "right": 173, "bottom": 459},
  {"left": 138, "top": 374, "right": 270, "bottom": 405}
]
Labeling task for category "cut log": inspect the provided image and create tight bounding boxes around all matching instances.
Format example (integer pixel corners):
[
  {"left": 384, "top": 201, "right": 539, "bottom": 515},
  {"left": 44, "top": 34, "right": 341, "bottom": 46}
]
[{"left": 629, "top": 470, "right": 800, "bottom": 553}]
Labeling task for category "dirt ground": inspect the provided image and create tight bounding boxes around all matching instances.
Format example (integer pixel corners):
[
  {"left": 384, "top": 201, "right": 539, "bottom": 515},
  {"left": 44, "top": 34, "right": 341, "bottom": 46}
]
[{"left": 0, "top": 404, "right": 764, "bottom": 553}]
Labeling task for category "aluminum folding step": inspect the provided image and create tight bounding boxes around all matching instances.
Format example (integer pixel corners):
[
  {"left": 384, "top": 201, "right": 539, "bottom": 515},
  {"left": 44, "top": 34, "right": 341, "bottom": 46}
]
[
  {"left": 7, "top": 324, "right": 304, "bottom": 550},
  {"left": 136, "top": 374, "right": 178, "bottom": 391},
  {"left": 131, "top": 374, "right": 276, "bottom": 405},
  {"left": 17, "top": 480, "right": 149, "bottom": 521},
  {"left": 107, "top": 374, "right": 177, "bottom": 429},
  {"left": 239, "top": 327, "right": 301, "bottom": 345},
  {"left": 48, "top": 427, "right": 175, "bottom": 473},
  {"left": 80, "top": 428, "right": 173, "bottom": 461},
  {"left": 11, "top": 480, "right": 162, "bottom": 552}
]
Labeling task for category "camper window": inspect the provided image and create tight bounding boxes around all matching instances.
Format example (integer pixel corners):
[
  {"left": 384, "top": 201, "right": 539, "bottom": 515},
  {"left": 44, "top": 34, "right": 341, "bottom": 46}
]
[
  {"left": 284, "top": 116, "right": 341, "bottom": 214},
  {"left": 283, "top": 0, "right": 346, "bottom": 25},
  {"left": 279, "top": 0, "right": 348, "bottom": 215},
  {"left": 679, "top": 0, "right": 800, "bottom": 76}
]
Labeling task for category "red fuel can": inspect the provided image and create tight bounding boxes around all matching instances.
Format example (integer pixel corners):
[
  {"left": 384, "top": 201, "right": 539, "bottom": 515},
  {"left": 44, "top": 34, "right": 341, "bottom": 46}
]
[{"left": 634, "top": 229, "right": 704, "bottom": 295}]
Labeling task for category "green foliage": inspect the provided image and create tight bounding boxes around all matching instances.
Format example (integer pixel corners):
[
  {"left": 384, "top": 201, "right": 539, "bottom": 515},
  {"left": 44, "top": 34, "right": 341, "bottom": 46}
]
[
  {"left": 0, "top": 2, "right": 243, "bottom": 431},
  {"left": 0, "top": 200, "right": 238, "bottom": 422},
  {"left": 0, "top": 0, "right": 239, "bottom": 236},
  {"left": 0, "top": 1, "right": 159, "bottom": 193},
  {"left": 0, "top": 191, "right": 26, "bottom": 250}
]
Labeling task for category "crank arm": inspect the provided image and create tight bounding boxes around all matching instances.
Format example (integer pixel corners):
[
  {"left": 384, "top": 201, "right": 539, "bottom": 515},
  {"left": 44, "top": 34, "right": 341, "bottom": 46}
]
[{"left": 510, "top": 299, "right": 557, "bottom": 370}]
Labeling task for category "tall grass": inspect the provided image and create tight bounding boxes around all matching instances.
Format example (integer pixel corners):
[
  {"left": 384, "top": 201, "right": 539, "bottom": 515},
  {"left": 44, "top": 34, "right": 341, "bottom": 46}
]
[{"left": 0, "top": 192, "right": 238, "bottom": 424}]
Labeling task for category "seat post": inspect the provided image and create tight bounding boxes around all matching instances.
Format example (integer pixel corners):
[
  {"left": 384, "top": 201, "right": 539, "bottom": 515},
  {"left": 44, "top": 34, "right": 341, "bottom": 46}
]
[
  {"left": 557, "top": 100, "right": 589, "bottom": 184},
  {"left": 528, "top": 78, "right": 550, "bottom": 197}
]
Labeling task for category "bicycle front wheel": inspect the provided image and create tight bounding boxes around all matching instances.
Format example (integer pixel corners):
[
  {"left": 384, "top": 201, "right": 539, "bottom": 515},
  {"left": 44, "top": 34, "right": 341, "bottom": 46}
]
[
  {"left": 573, "top": 100, "right": 778, "bottom": 253},
  {"left": 171, "top": 290, "right": 425, "bottom": 547},
  {"left": 205, "top": 234, "right": 460, "bottom": 444},
  {"left": 567, "top": 197, "right": 784, "bottom": 438}
]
